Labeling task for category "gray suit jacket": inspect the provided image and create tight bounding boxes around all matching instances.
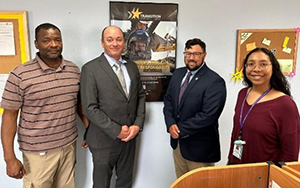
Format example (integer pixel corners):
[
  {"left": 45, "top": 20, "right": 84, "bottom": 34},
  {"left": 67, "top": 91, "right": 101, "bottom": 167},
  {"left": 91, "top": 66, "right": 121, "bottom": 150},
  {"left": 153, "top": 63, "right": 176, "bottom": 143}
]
[{"left": 80, "top": 53, "right": 146, "bottom": 148}]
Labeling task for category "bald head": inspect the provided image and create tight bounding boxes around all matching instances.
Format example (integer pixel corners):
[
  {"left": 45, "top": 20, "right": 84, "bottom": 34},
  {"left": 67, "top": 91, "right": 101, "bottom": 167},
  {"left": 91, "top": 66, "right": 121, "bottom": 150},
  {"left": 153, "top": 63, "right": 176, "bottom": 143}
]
[
  {"left": 101, "top": 25, "right": 124, "bottom": 40},
  {"left": 101, "top": 25, "right": 125, "bottom": 60}
]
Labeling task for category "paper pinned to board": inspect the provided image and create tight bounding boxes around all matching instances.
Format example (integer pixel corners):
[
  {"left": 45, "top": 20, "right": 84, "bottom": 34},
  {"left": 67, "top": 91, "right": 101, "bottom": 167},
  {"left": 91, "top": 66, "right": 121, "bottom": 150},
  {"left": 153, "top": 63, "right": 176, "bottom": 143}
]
[
  {"left": 0, "top": 22, "right": 16, "bottom": 56},
  {"left": 0, "top": 74, "right": 9, "bottom": 102},
  {"left": 282, "top": 36, "right": 289, "bottom": 48},
  {"left": 240, "top": 33, "right": 252, "bottom": 45},
  {"left": 282, "top": 47, "right": 292, "bottom": 54},
  {"left": 278, "top": 59, "right": 293, "bottom": 73},
  {"left": 246, "top": 42, "right": 256, "bottom": 52},
  {"left": 262, "top": 38, "right": 271, "bottom": 46}
]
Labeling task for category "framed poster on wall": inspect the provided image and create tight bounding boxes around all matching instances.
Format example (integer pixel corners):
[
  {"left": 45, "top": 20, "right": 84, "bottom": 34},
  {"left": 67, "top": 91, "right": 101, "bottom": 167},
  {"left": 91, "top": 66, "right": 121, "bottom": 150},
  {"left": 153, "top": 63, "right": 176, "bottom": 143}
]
[{"left": 110, "top": 1, "right": 178, "bottom": 101}]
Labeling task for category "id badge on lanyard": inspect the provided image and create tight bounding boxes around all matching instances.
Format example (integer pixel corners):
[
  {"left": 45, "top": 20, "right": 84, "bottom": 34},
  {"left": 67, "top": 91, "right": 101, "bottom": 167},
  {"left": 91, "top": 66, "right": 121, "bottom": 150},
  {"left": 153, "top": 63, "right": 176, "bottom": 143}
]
[{"left": 233, "top": 137, "right": 246, "bottom": 160}]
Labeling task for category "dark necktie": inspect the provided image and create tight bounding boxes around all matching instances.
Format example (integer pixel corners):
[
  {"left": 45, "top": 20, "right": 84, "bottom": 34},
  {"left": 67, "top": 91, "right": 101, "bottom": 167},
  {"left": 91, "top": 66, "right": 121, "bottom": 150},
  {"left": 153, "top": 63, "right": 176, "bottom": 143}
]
[{"left": 178, "top": 72, "right": 192, "bottom": 104}]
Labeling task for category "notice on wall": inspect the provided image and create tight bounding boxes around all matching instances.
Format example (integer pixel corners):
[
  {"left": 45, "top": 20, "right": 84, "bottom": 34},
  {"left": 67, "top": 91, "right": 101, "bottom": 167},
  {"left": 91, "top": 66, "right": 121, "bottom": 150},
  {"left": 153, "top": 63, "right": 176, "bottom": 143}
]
[
  {"left": 0, "top": 74, "right": 9, "bottom": 101},
  {"left": 0, "top": 22, "right": 16, "bottom": 56}
]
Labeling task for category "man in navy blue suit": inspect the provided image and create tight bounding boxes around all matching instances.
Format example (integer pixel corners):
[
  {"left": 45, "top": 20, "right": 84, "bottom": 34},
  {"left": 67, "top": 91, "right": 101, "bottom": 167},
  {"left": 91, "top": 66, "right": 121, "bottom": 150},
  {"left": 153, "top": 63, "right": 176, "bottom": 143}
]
[{"left": 163, "top": 38, "right": 226, "bottom": 178}]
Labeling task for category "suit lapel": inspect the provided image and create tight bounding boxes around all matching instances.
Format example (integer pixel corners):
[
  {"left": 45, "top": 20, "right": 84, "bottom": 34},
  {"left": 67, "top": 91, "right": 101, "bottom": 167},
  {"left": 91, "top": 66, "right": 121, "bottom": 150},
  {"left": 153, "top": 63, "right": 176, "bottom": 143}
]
[
  {"left": 98, "top": 54, "right": 128, "bottom": 99},
  {"left": 125, "top": 61, "right": 134, "bottom": 99}
]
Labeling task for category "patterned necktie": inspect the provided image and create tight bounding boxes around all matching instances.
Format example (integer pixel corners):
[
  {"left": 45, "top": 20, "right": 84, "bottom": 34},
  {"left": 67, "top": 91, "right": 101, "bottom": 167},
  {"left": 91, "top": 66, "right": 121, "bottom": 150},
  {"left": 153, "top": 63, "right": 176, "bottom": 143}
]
[
  {"left": 178, "top": 72, "right": 192, "bottom": 104},
  {"left": 114, "top": 62, "right": 128, "bottom": 97}
]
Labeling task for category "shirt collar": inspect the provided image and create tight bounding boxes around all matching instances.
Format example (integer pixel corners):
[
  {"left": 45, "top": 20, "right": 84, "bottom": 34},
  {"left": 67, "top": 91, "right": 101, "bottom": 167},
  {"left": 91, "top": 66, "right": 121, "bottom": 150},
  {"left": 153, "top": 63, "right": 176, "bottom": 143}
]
[
  {"left": 187, "top": 61, "right": 205, "bottom": 75},
  {"left": 36, "top": 52, "right": 65, "bottom": 71},
  {"left": 104, "top": 53, "right": 127, "bottom": 68}
]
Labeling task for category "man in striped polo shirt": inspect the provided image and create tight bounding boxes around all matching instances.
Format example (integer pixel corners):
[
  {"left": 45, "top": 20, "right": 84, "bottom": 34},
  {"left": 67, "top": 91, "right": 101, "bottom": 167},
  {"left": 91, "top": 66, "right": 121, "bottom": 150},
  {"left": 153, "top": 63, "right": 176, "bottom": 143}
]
[{"left": 1, "top": 23, "right": 88, "bottom": 188}]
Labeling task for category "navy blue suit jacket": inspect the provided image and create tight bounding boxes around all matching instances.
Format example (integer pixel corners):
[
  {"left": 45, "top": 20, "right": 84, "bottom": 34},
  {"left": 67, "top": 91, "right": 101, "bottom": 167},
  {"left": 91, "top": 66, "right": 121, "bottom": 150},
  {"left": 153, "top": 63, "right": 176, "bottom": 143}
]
[{"left": 163, "top": 63, "right": 226, "bottom": 162}]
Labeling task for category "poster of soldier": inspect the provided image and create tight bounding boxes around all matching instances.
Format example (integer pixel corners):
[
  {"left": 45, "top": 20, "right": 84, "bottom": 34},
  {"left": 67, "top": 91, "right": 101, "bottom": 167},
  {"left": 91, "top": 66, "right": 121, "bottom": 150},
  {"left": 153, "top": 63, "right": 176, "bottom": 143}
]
[{"left": 110, "top": 2, "right": 178, "bottom": 101}]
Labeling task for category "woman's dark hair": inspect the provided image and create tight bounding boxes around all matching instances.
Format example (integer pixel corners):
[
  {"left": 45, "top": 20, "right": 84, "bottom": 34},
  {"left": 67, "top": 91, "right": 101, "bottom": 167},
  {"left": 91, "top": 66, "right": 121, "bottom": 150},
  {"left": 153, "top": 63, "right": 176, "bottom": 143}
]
[{"left": 243, "top": 47, "right": 291, "bottom": 96}]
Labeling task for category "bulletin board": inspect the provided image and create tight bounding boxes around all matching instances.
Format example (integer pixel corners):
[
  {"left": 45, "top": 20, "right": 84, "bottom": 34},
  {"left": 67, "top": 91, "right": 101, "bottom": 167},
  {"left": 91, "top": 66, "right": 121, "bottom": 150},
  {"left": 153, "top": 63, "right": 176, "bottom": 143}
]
[
  {"left": 0, "top": 11, "right": 30, "bottom": 74},
  {"left": 236, "top": 28, "right": 299, "bottom": 76},
  {"left": 0, "top": 11, "right": 30, "bottom": 114}
]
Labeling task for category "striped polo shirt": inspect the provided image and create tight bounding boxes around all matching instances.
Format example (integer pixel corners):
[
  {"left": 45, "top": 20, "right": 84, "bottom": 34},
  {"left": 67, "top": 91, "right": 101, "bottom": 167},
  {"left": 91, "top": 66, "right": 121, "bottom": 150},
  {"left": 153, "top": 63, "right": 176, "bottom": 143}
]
[{"left": 1, "top": 53, "right": 80, "bottom": 152}]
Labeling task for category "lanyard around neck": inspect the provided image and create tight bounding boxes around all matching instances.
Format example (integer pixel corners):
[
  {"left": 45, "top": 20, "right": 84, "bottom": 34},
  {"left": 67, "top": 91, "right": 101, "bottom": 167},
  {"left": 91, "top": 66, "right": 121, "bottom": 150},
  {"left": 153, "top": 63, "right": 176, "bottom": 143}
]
[{"left": 239, "top": 87, "right": 272, "bottom": 134}]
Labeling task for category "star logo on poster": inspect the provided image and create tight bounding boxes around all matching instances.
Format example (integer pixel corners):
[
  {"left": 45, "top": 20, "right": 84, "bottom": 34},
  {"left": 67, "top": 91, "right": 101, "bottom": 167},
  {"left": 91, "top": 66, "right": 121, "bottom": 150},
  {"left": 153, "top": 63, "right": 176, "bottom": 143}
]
[{"left": 128, "top": 7, "right": 142, "bottom": 19}]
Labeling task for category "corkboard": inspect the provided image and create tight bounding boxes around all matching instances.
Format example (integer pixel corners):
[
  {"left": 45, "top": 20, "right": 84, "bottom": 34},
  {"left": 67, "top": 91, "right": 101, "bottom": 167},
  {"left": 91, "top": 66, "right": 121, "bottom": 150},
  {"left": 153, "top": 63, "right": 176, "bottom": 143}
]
[
  {"left": 0, "top": 11, "right": 30, "bottom": 74},
  {"left": 236, "top": 29, "right": 299, "bottom": 76}
]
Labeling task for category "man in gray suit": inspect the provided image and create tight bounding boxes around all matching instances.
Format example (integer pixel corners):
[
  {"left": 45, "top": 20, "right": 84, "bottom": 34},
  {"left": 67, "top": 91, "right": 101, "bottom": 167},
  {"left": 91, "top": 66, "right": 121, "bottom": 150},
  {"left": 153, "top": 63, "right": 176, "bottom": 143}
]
[{"left": 80, "top": 25, "right": 146, "bottom": 188}]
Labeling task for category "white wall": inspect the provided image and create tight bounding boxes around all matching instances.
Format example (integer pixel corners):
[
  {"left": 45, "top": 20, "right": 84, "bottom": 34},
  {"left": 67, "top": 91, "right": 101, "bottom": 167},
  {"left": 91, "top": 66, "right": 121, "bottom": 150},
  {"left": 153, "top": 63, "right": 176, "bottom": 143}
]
[{"left": 1, "top": 0, "right": 300, "bottom": 187}]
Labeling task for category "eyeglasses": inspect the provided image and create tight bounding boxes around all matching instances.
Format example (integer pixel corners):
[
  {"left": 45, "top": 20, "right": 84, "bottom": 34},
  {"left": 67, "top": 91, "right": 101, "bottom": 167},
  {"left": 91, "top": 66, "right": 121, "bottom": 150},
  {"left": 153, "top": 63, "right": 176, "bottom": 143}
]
[
  {"left": 245, "top": 62, "right": 272, "bottom": 70},
  {"left": 183, "top": 52, "right": 205, "bottom": 58}
]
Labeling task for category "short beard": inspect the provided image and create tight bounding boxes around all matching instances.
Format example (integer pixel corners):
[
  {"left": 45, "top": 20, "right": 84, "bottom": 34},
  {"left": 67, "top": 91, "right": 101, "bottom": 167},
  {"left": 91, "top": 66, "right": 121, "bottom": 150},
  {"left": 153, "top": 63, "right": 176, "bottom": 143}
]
[{"left": 186, "top": 61, "right": 200, "bottom": 71}]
